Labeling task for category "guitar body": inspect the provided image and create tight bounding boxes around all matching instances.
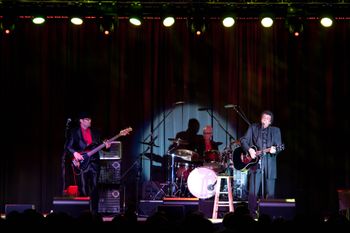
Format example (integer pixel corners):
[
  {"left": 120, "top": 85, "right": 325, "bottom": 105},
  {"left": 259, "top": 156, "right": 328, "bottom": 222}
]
[
  {"left": 233, "top": 144, "right": 285, "bottom": 172},
  {"left": 75, "top": 152, "right": 94, "bottom": 172},
  {"left": 232, "top": 147, "right": 259, "bottom": 172},
  {"left": 71, "top": 127, "right": 133, "bottom": 175}
]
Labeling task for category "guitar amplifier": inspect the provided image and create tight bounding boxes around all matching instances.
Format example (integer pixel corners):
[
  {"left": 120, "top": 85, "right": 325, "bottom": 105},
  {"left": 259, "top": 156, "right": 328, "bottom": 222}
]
[
  {"left": 100, "top": 141, "right": 122, "bottom": 160},
  {"left": 98, "top": 185, "right": 121, "bottom": 214},
  {"left": 99, "top": 159, "right": 121, "bottom": 184}
]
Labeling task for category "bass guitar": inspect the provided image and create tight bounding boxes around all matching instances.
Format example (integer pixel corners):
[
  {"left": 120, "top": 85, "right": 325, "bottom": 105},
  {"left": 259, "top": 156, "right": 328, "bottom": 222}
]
[
  {"left": 233, "top": 144, "right": 284, "bottom": 172},
  {"left": 72, "top": 127, "right": 132, "bottom": 173}
]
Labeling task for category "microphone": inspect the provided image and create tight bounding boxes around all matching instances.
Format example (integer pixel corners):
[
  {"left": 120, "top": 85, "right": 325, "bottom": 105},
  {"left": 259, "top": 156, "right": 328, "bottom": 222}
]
[
  {"left": 207, "top": 180, "right": 217, "bottom": 191},
  {"left": 173, "top": 101, "right": 185, "bottom": 105},
  {"left": 66, "top": 118, "right": 72, "bottom": 127},
  {"left": 198, "top": 107, "right": 212, "bottom": 111},
  {"left": 224, "top": 104, "right": 238, "bottom": 109}
]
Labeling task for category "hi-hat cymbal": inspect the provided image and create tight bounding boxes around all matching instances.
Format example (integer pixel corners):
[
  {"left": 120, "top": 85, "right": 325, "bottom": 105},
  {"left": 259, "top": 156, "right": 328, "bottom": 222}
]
[{"left": 168, "top": 138, "right": 189, "bottom": 145}]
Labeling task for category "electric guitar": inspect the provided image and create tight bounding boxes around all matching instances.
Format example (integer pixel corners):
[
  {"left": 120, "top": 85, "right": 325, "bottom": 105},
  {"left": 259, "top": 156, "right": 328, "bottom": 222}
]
[
  {"left": 233, "top": 144, "right": 284, "bottom": 172},
  {"left": 72, "top": 127, "right": 132, "bottom": 173}
]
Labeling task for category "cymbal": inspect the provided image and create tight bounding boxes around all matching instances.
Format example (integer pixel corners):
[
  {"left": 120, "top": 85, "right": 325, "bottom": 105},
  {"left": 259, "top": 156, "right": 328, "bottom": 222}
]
[
  {"left": 172, "top": 149, "right": 199, "bottom": 161},
  {"left": 142, "top": 153, "right": 164, "bottom": 163},
  {"left": 214, "top": 141, "right": 223, "bottom": 146},
  {"left": 168, "top": 138, "right": 189, "bottom": 145}
]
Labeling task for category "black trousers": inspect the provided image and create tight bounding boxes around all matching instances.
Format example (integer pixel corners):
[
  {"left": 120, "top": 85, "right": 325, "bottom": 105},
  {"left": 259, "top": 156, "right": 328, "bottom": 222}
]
[
  {"left": 78, "top": 161, "right": 100, "bottom": 213},
  {"left": 248, "top": 168, "right": 276, "bottom": 216}
]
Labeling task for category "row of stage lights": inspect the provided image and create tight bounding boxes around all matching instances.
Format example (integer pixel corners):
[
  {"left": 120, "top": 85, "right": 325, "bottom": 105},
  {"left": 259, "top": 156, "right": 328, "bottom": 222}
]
[{"left": 0, "top": 15, "right": 335, "bottom": 37}]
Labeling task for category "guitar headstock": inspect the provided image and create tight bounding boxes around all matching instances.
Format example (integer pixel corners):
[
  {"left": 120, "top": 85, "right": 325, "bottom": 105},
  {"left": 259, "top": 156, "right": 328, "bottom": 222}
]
[{"left": 120, "top": 127, "right": 133, "bottom": 136}]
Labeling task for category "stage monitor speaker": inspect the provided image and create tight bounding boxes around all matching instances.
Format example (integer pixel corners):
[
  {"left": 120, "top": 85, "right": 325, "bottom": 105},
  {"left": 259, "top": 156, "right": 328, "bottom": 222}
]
[
  {"left": 99, "top": 159, "right": 121, "bottom": 184},
  {"left": 138, "top": 200, "right": 163, "bottom": 217},
  {"left": 98, "top": 185, "right": 121, "bottom": 214},
  {"left": 5, "top": 204, "right": 35, "bottom": 215},
  {"left": 52, "top": 197, "right": 90, "bottom": 218},
  {"left": 258, "top": 199, "right": 296, "bottom": 221}
]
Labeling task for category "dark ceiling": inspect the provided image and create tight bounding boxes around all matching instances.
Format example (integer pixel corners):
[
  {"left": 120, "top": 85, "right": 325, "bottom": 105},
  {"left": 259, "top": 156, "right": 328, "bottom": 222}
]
[{"left": 1, "top": 1, "right": 350, "bottom": 17}]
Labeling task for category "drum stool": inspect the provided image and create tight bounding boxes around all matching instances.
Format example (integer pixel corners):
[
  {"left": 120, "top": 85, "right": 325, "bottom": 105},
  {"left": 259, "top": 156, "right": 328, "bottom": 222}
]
[{"left": 212, "top": 175, "right": 234, "bottom": 219}]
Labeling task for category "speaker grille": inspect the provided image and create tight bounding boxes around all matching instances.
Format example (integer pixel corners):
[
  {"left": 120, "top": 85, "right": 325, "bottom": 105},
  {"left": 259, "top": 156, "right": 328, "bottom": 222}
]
[
  {"left": 98, "top": 186, "right": 121, "bottom": 214},
  {"left": 99, "top": 159, "right": 121, "bottom": 184}
]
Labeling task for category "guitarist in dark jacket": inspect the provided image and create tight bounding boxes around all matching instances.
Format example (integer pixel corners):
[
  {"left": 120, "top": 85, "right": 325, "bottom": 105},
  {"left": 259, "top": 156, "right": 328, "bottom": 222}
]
[
  {"left": 66, "top": 112, "right": 111, "bottom": 214},
  {"left": 239, "top": 110, "right": 283, "bottom": 218}
]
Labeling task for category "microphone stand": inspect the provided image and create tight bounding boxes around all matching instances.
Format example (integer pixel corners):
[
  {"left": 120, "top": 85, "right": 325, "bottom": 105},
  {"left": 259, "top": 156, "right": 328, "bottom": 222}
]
[
  {"left": 204, "top": 109, "right": 236, "bottom": 142},
  {"left": 141, "top": 105, "right": 178, "bottom": 180},
  {"left": 231, "top": 105, "right": 251, "bottom": 126},
  {"left": 61, "top": 119, "right": 71, "bottom": 195},
  {"left": 119, "top": 147, "right": 148, "bottom": 215},
  {"left": 140, "top": 103, "right": 182, "bottom": 196}
]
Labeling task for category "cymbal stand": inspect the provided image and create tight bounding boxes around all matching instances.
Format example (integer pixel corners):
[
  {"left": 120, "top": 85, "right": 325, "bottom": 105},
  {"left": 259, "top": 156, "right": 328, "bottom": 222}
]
[
  {"left": 203, "top": 109, "right": 236, "bottom": 143},
  {"left": 141, "top": 102, "right": 181, "bottom": 181},
  {"left": 166, "top": 147, "right": 181, "bottom": 197}
]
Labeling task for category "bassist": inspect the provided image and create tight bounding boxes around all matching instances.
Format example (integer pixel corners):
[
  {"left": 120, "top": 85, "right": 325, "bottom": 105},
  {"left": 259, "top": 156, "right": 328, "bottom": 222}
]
[
  {"left": 65, "top": 112, "right": 111, "bottom": 214},
  {"left": 239, "top": 110, "right": 283, "bottom": 218}
]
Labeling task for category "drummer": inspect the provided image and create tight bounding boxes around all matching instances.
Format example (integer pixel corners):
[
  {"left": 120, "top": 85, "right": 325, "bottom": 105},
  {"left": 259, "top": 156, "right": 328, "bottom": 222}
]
[
  {"left": 169, "top": 118, "right": 205, "bottom": 160},
  {"left": 203, "top": 125, "right": 220, "bottom": 162}
]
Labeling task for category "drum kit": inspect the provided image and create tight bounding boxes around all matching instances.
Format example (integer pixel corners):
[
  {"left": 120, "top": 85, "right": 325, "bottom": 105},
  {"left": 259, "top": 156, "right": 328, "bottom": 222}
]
[{"left": 166, "top": 138, "right": 231, "bottom": 199}]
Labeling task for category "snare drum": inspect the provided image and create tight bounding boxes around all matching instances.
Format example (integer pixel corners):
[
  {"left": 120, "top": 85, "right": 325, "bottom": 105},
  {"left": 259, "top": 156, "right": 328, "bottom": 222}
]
[{"left": 187, "top": 167, "right": 217, "bottom": 199}]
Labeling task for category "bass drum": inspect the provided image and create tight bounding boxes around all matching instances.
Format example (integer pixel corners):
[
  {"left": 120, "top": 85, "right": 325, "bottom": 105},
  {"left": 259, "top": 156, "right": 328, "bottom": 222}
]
[{"left": 187, "top": 167, "right": 217, "bottom": 199}]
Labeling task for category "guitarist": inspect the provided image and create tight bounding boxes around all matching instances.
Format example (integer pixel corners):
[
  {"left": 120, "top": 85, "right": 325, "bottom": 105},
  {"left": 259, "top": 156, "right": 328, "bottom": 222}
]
[
  {"left": 65, "top": 111, "right": 111, "bottom": 214},
  {"left": 239, "top": 110, "right": 283, "bottom": 218}
]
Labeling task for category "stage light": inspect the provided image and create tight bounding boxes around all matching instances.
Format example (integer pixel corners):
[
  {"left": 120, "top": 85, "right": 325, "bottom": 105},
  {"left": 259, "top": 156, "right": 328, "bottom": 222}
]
[
  {"left": 32, "top": 16, "right": 45, "bottom": 25},
  {"left": 189, "top": 16, "right": 206, "bottom": 36},
  {"left": 261, "top": 17, "right": 273, "bottom": 28},
  {"left": 285, "top": 6, "right": 304, "bottom": 37},
  {"left": 286, "top": 16, "right": 304, "bottom": 37},
  {"left": 70, "top": 17, "right": 83, "bottom": 25},
  {"left": 162, "top": 16, "right": 175, "bottom": 27},
  {"left": 222, "top": 16, "right": 235, "bottom": 28},
  {"left": 320, "top": 17, "right": 333, "bottom": 27},
  {"left": 99, "top": 16, "right": 116, "bottom": 35},
  {"left": 0, "top": 16, "right": 16, "bottom": 35},
  {"left": 129, "top": 2, "right": 143, "bottom": 26},
  {"left": 129, "top": 16, "right": 142, "bottom": 26}
]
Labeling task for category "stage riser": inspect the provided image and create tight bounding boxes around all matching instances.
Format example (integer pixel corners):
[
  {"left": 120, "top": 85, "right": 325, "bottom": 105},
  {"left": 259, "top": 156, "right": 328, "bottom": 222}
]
[
  {"left": 259, "top": 199, "right": 296, "bottom": 220},
  {"left": 5, "top": 204, "right": 35, "bottom": 215},
  {"left": 52, "top": 199, "right": 90, "bottom": 218},
  {"left": 138, "top": 200, "right": 246, "bottom": 219}
]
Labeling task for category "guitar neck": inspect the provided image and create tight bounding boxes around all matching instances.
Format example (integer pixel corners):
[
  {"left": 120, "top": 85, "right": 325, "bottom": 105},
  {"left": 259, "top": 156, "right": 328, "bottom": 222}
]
[
  {"left": 255, "top": 147, "right": 272, "bottom": 156},
  {"left": 86, "top": 133, "right": 122, "bottom": 157}
]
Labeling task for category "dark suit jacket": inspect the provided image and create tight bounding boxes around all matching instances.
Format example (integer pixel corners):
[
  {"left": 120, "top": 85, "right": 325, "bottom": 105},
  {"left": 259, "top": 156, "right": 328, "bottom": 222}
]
[
  {"left": 65, "top": 126, "right": 103, "bottom": 163},
  {"left": 240, "top": 123, "right": 282, "bottom": 179}
]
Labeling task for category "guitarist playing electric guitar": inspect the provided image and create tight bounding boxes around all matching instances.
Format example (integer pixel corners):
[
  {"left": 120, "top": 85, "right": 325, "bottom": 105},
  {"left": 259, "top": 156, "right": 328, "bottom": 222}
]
[
  {"left": 65, "top": 112, "right": 132, "bottom": 213},
  {"left": 239, "top": 110, "right": 283, "bottom": 218}
]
